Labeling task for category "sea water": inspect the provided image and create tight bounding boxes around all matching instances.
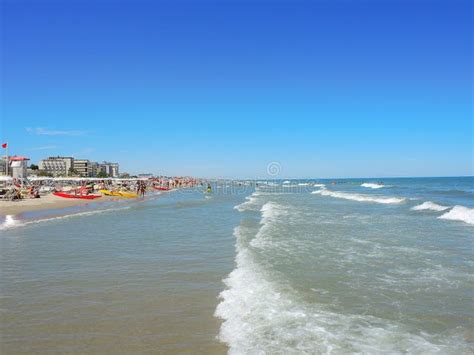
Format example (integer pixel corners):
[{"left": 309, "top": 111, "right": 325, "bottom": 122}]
[{"left": 1, "top": 177, "right": 473, "bottom": 353}]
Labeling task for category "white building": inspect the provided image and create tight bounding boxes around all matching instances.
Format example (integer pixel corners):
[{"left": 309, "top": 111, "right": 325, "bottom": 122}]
[
  {"left": 9, "top": 156, "right": 30, "bottom": 179},
  {"left": 39, "top": 156, "right": 74, "bottom": 176},
  {"left": 0, "top": 157, "right": 6, "bottom": 175},
  {"left": 89, "top": 161, "right": 99, "bottom": 177},
  {"left": 99, "top": 161, "right": 119, "bottom": 178},
  {"left": 73, "top": 159, "right": 91, "bottom": 177}
]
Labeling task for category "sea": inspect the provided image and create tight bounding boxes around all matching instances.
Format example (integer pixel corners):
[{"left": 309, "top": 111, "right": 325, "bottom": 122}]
[{"left": 1, "top": 177, "right": 473, "bottom": 354}]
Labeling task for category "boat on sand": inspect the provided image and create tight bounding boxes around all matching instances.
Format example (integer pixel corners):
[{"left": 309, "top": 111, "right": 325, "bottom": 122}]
[
  {"left": 99, "top": 189, "right": 138, "bottom": 198},
  {"left": 53, "top": 192, "right": 102, "bottom": 200}
]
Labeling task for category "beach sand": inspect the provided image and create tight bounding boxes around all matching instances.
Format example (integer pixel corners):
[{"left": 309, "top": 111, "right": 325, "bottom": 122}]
[{"left": 0, "top": 194, "right": 117, "bottom": 216}]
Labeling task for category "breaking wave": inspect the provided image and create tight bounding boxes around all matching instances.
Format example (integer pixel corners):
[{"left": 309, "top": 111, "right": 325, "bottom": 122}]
[
  {"left": 215, "top": 199, "right": 464, "bottom": 353},
  {"left": 411, "top": 201, "right": 450, "bottom": 212},
  {"left": 312, "top": 188, "right": 405, "bottom": 204},
  {"left": 234, "top": 191, "right": 262, "bottom": 212},
  {"left": 438, "top": 206, "right": 474, "bottom": 225},
  {"left": 361, "top": 183, "right": 386, "bottom": 189},
  {"left": 249, "top": 202, "right": 286, "bottom": 249},
  {"left": 0, "top": 206, "right": 131, "bottom": 231}
]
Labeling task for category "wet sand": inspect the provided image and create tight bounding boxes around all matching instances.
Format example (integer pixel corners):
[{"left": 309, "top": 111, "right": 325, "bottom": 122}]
[{"left": 0, "top": 194, "right": 118, "bottom": 216}]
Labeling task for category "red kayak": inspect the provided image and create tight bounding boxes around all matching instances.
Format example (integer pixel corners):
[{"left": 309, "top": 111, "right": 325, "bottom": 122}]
[
  {"left": 53, "top": 192, "right": 102, "bottom": 200},
  {"left": 153, "top": 186, "right": 170, "bottom": 191}
]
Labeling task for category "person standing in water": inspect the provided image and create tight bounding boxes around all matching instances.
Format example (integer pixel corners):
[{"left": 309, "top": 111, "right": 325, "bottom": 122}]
[{"left": 140, "top": 181, "right": 146, "bottom": 198}]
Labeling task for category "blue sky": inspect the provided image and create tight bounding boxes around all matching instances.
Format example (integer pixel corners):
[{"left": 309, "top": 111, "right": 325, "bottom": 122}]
[{"left": 1, "top": 0, "right": 472, "bottom": 178}]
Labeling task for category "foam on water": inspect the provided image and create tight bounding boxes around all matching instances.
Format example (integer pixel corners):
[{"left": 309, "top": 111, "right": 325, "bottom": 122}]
[
  {"left": 215, "top": 198, "right": 466, "bottom": 354},
  {"left": 250, "top": 202, "right": 286, "bottom": 249},
  {"left": 411, "top": 201, "right": 450, "bottom": 212},
  {"left": 266, "top": 182, "right": 280, "bottom": 187},
  {"left": 438, "top": 205, "right": 474, "bottom": 225},
  {"left": 313, "top": 183, "right": 325, "bottom": 187},
  {"left": 361, "top": 183, "right": 386, "bottom": 189},
  {"left": 312, "top": 188, "right": 405, "bottom": 204},
  {"left": 234, "top": 191, "right": 262, "bottom": 212},
  {"left": 0, "top": 206, "right": 131, "bottom": 231}
]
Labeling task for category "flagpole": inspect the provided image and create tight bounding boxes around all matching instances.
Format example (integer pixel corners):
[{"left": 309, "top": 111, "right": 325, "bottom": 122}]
[{"left": 5, "top": 142, "right": 8, "bottom": 176}]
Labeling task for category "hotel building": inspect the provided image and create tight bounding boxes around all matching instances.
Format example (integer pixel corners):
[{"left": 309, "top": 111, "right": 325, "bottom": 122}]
[
  {"left": 39, "top": 156, "right": 74, "bottom": 176},
  {"left": 99, "top": 162, "right": 119, "bottom": 178}
]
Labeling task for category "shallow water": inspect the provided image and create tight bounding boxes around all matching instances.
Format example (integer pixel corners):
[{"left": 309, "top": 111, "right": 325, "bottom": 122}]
[
  {"left": 1, "top": 178, "right": 473, "bottom": 353},
  {"left": 0, "top": 189, "right": 240, "bottom": 353}
]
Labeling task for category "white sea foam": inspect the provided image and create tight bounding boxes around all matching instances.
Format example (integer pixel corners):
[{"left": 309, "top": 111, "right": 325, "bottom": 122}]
[
  {"left": 250, "top": 202, "right": 286, "bottom": 249},
  {"left": 438, "top": 205, "right": 474, "bottom": 225},
  {"left": 283, "top": 180, "right": 291, "bottom": 184},
  {"left": 313, "top": 183, "right": 325, "bottom": 187},
  {"left": 361, "top": 183, "right": 386, "bottom": 189},
  {"left": 298, "top": 183, "right": 310, "bottom": 186},
  {"left": 411, "top": 201, "right": 450, "bottom": 212},
  {"left": 0, "top": 206, "right": 131, "bottom": 231},
  {"left": 215, "top": 225, "right": 458, "bottom": 354},
  {"left": 234, "top": 191, "right": 262, "bottom": 212},
  {"left": 266, "top": 182, "right": 279, "bottom": 187},
  {"left": 312, "top": 188, "right": 405, "bottom": 204}
]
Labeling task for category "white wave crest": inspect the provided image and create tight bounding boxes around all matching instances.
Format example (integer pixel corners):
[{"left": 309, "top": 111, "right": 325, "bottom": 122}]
[
  {"left": 438, "top": 206, "right": 474, "bottom": 225},
  {"left": 0, "top": 206, "right": 131, "bottom": 231},
  {"left": 312, "top": 188, "right": 405, "bottom": 204},
  {"left": 313, "top": 183, "right": 325, "bottom": 187},
  {"left": 234, "top": 191, "right": 262, "bottom": 212},
  {"left": 249, "top": 202, "right": 286, "bottom": 249},
  {"left": 215, "top": 227, "right": 459, "bottom": 354},
  {"left": 361, "top": 183, "right": 386, "bottom": 189},
  {"left": 411, "top": 201, "right": 449, "bottom": 212}
]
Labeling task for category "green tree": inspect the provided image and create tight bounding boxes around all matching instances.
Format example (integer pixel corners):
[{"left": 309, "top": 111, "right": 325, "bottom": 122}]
[
  {"left": 68, "top": 167, "right": 79, "bottom": 176},
  {"left": 30, "top": 164, "right": 39, "bottom": 170},
  {"left": 96, "top": 171, "right": 108, "bottom": 178},
  {"left": 37, "top": 170, "right": 53, "bottom": 177}
]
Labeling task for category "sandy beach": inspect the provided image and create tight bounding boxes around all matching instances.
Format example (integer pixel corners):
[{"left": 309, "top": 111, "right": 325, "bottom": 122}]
[{"left": 0, "top": 194, "right": 117, "bottom": 216}]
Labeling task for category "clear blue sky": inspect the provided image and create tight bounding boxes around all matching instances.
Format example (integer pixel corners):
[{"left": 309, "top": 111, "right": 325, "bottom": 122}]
[{"left": 1, "top": 0, "right": 472, "bottom": 178}]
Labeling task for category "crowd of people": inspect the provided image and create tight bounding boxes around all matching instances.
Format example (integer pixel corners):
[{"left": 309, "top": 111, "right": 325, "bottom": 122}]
[{"left": 0, "top": 176, "right": 203, "bottom": 201}]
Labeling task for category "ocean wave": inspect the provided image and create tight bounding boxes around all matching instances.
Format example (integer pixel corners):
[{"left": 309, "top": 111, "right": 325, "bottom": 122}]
[
  {"left": 411, "top": 201, "right": 449, "bottom": 212},
  {"left": 234, "top": 191, "right": 262, "bottom": 212},
  {"left": 438, "top": 206, "right": 474, "bottom": 225},
  {"left": 312, "top": 188, "right": 405, "bottom": 204},
  {"left": 250, "top": 202, "right": 286, "bottom": 249},
  {"left": 215, "top": 226, "right": 462, "bottom": 354},
  {"left": 0, "top": 206, "right": 131, "bottom": 231},
  {"left": 361, "top": 183, "right": 387, "bottom": 189},
  {"left": 313, "top": 183, "right": 326, "bottom": 187}
]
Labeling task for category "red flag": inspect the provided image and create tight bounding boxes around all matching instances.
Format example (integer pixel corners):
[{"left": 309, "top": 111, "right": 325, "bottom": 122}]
[{"left": 1, "top": 143, "right": 7, "bottom": 149}]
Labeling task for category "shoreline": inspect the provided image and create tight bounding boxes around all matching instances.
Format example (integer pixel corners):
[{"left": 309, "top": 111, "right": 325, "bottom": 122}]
[{"left": 0, "top": 194, "right": 121, "bottom": 216}]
